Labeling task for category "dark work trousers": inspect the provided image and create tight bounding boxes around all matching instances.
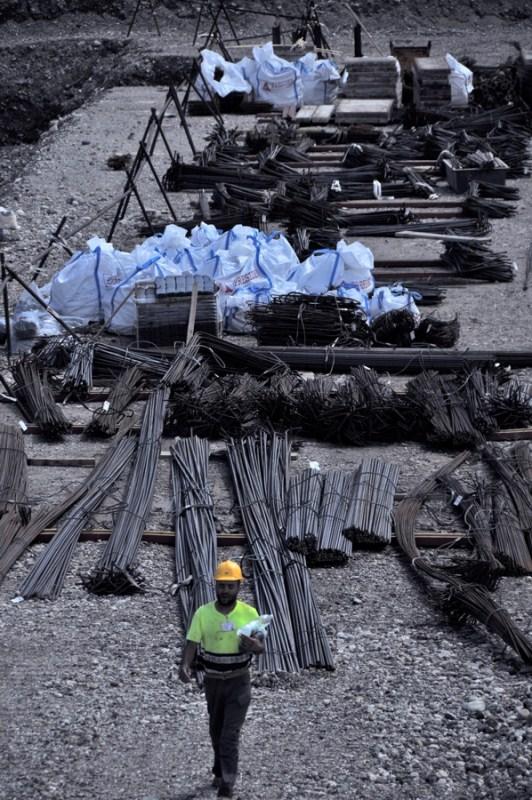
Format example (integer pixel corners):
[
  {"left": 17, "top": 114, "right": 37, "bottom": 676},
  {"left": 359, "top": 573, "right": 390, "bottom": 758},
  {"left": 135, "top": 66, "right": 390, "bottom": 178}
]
[{"left": 204, "top": 671, "right": 251, "bottom": 791}]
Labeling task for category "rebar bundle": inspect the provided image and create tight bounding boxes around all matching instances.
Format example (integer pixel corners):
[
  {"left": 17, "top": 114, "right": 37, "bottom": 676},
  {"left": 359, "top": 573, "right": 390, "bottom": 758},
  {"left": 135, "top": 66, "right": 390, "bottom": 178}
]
[
  {"left": 465, "top": 183, "right": 517, "bottom": 219},
  {"left": 227, "top": 432, "right": 333, "bottom": 671},
  {"left": 285, "top": 468, "right": 323, "bottom": 555},
  {"left": 85, "top": 366, "right": 145, "bottom": 437},
  {"left": 442, "top": 240, "right": 515, "bottom": 282},
  {"left": 371, "top": 307, "right": 418, "bottom": 347},
  {"left": 491, "top": 487, "right": 532, "bottom": 576},
  {"left": 19, "top": 435, "right": 136, "bottom": 600},
  {"left": 394, "top": 451, "right": 532, "bottom": 664},
  {"left": 308, "top": 469, "right": 354, "bottom": 567},
  {"left": 171, "top": 436, "right": 217, "bottom": 630},
  {"left": 33, "top": 336, "right": 75, "bottom": 369},
  {"left": 61, "top": 340, "right": 95, "bottom": 398},
  {"left": 85, "top": 385, "right": 170, "bottom": 594},
  {"left": 11, "top": 356, "right": 71, "bottom": 438},
  {"left": 161, "top": 334, "right": 205, "bottom": 389},
  {"left": 197, "top": 332, "right": 286, "bottom": 376},
  {"left": 344, "top": 459, "right": 400, "bottom": 547},
  {"left": 250, "top": 294, "right": 370, "bottom": 347},
  {"left": 482, "top": 444, "right": 532, "bottom": 532},
  {"left": 93, "top": 342, "right": 171, "bottom": 382},
  {"left": 0, "top": 423, "right": 28, "bottom": 520},
  {"left": 415, "top": 314, "right": 460, "bottom": 348},
  {"left": 407, "top": 372, "right": 481, "bottom": 447},
  {"left": 227, "top": 433, "right": 300, "bottom": 673}
]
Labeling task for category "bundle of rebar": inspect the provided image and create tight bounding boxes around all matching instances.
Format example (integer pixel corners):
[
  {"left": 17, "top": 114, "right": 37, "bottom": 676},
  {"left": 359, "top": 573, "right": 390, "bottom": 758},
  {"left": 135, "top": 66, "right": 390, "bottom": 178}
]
[
  {"left": 415, "top": 314, "right": 460, "bottom": 348},
  {"left": 161, "top": 334, "right": 205, "bottom": 389},
  {"left": 33, "top": 336, "right": 75, "bottom": 369},
  {"left": 227, "top": 433, "right": 300, "bottom": 672},
  {"left": 285, "top": 468, "right": 323, "bottom": 555},
  {"left": 490, "top": 378, "right": 532, "bottom": 430},
  {"left": 344, "top": 460, "right": 400, "bottom": 547},
  {"left": 371, "top": 307, "right": 418, "bottom": 347},
  {"left": 0, "top": 423, "right": 28, "bottom": 520},
  {"left": 171, "top": 436, "right": 217, "bottom": 630},
  {"left": 227, "top": 432, "right": 333, "bottom": 670},
  {"left": 491, "top": 487, "right": 532, "bottom": 576},
  {"left": 93, "top": 342, "right": 171, "bottom": 382},
  {"left": 308, "top": 469, "right": 354, "bottom": 567},
  {"left": 250, "top": 294, "right": 370, "bottom": 347},
  {"left": 84, "top": 386, "right": 169, "bottom": 594},
  {"left": 85, "top": 366, "right": 145, "bottom": 437},
  {"left": 11, "top": 356, "right": 71, "bottom": 438},
  {"left": 19, "top": 434, "right": 136, "bottom": 600},
  {"left": 482, "top": 444, "right": 532, "bottom": 532},
  {"left": 61, "top": 340, "right": 95, "bottom": 398},
  {"left": 394, "top": 451, "right": 532, "bottom": 664},
  {"left": 465, "top": 182, "right": 517, "bottom": 219},
  {"left": 407, "top": 372, "right": 481, "bottom": 447},
  {"left": 476, "top": 180, "right": 520, "bottom": 201},
  {"left": 197, "top": 332, "right": 286, "bottom": 376}
]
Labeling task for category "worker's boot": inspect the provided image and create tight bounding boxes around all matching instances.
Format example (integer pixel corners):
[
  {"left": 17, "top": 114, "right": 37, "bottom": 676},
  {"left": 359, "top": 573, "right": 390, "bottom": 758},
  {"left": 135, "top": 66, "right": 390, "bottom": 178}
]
[{"left": 217, "top": 784, "right": 234, "bottom": 798}]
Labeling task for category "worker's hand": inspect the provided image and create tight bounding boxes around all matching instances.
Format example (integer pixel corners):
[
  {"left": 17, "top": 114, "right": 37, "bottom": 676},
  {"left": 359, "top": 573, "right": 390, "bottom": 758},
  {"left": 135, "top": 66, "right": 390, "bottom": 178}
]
[
  {"left": 239, "top": 633, "right": 263, "bottom": 655},
  {"left": 179, "top": 663, "right": 193, "bottom": 683}
]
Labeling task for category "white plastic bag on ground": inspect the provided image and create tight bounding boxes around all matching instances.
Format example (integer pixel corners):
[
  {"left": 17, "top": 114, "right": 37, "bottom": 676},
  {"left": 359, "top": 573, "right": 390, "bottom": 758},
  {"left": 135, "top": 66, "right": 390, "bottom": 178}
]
[
  {"left": 298, "top": 53, "right": 340, "bottom": 105},
  {"left": 196, "top": 49, "right": 251, "bottom": 100},
  {"left": 190, "top": 222, "right": 220, "bottom": 248},
  {"left": 446, "top": 53, "right": 473, "bottom": 107},
  {"left": 369, "top": 285, "right": 421, "bottom": 325},
  {"left": 336, "top": 240, "right": 374, "bottom": 294},
  {"left": 251, "top": 42, "right": 302, "bottom": 108}
]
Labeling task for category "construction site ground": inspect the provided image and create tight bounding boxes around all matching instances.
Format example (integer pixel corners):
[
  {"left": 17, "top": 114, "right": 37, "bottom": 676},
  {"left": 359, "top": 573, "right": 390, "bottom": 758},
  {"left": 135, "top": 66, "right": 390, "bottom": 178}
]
[{"left": 1, "top": 6, "right": 532, "bottom": 800}]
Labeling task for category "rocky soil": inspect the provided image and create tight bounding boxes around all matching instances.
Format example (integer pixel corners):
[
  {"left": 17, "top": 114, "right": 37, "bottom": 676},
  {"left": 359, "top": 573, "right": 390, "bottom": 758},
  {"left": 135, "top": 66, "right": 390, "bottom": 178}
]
[{"left": 1, "top": 6, "right": 532, "bottom": 800}]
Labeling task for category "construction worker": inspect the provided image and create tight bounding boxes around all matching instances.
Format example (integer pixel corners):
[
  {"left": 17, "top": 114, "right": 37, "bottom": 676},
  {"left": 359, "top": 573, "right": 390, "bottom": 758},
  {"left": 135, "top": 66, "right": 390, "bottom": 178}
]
[{"left": 179, "top": 560, "right": 265, "bottom": 799}]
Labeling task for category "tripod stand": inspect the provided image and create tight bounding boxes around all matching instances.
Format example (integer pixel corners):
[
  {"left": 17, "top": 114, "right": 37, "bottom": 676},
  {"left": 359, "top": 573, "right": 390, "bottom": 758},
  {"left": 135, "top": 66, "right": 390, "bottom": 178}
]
[{"left": 127, "top": 0, "right": 161, "bottom": 37}]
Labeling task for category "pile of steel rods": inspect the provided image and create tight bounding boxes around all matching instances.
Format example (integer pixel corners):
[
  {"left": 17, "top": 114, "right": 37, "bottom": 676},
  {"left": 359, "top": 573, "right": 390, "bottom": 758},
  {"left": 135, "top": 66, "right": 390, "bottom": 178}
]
[
  {"left": 171, "top": 436, "right": 217, "bottom": 630},
  {"left": 227, "top": 433, "right": 300, "bottom": 672},
  {"left": 250, "top": 294, "right": 370, "bottom": 347},
  {"left": 197, "top": 332, "right": 286, "bottom": 376},
  {"left": 407, "top": 372, "right": 482, "bottom": 447},
  {"left": 84, "top": 386, "right": 169, "bottom": 594},
  {"left": 394, "top": 451, "right": 532, "bottom": 664},
  {"left": 61, "top": 340, "right": 95, "bottom": 399},
  {"left": 11, "top": 356, "right": 71, "bottom": 438},
  {"left": 85, "top": 366, "right": 145, "bottom": 437},
  {"left": 343, "top": 460, "right": 400, "bottom": 547},
  {"left": 482, "top": 444, "right": 532, "bottom": 532},
  {"left": 285, "top": 468, "right": 323, "bottom": 555},
  {"left": 227, "top": 432, "right": 333, "bottom": 670},
  {"left": 0, "top": 423, "right": 28, "bottom": 520},
  {"left": 491, "top": 488, "right": 532, "bottom": 576},
  {"left": 308, "top": 469, "right": 354, "bottom": 567},
  {"left": 442, "top": 241, "right": 516, "bottom": 282},
  {"left": 33, "top": 336, "right": 75, "bottom": 368},
  {"left": 93, "top": 342, "right": 171, "bottom": 381},
  {"left": 19, "top": 435, "right": 136, "bottom": 600},
  {"left": 0, "top": 430, "right": 140, "bottom": 587}
]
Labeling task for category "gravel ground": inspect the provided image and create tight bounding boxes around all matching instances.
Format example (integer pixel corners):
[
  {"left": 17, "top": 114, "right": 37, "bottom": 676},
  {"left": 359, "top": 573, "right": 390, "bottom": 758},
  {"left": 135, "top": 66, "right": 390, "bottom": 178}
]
[{"left": 1, "top": 9, "right": 532, "bottom": 800}]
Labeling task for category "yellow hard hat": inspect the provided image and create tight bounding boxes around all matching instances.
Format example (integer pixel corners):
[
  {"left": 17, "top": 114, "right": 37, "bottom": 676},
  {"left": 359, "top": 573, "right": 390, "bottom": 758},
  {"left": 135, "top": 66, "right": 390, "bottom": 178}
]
[{"left": 214, "top": 560, "right": 243, "bottom": 582}]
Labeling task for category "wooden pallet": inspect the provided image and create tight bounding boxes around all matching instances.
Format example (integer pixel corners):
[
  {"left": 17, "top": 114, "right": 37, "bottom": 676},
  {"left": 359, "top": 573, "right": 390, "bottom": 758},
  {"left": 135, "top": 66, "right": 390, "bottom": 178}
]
[{"left": 334, "top": 98, "right": 395, "bottom": 124}]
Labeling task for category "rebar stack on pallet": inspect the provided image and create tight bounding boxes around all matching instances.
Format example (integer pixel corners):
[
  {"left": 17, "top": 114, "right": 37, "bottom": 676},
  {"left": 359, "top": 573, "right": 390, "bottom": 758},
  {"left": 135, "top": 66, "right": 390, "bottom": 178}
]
[
  {"left": 227, "top": 432, "right": 333, "bottom": 671},
  {"left": 19, "top": 435, "right": 136, "bottom": 600},
  {"left": 344, "top": 460, "right": 400, "bottom": 547},
  {"left": 171, "top": 436, "right": 217, "bottom": 630}
]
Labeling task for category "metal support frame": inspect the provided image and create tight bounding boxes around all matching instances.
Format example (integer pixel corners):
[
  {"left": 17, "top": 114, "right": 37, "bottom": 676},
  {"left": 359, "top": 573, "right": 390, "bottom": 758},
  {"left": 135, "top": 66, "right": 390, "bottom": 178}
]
[
  {"left": 1, "top": 254, "right": 12, "bottom": 359},
  {"left": 127, "top": 0, "right": 161, "bottom": 38}
]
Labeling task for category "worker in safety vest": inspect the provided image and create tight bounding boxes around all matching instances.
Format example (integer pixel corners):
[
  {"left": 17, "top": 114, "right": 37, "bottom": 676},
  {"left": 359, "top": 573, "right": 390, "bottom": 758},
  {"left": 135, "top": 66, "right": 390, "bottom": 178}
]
[{"left": 179, "top": 560, "right": 265, "bottom": 799}]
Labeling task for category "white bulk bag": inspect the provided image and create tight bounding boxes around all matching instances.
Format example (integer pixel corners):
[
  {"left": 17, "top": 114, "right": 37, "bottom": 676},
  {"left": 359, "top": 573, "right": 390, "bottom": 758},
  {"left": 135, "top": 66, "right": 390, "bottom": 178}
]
[
  {"left": 298, "top": 53, "right": 340, "bottom": 105},
  {"left": 446, "top": 53, "right": 473, "bottom": 107},
  {"left": 292, "top": 249, "right": 344, "bottom": 295},
  {"left": 336, "top": 240, "right": 375, "bottom": 294},
  {"left": 369, "top": 285, "right": 420, "bottom": 326},
  {"left": 196, "top": 49, "right": 251, "bottom": 99},
  {"left": 49, "top": 237, "right": 119, "bottom": 325},
  {"left": 251, "top": 42, "right": 302, "bottom": 107}
]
